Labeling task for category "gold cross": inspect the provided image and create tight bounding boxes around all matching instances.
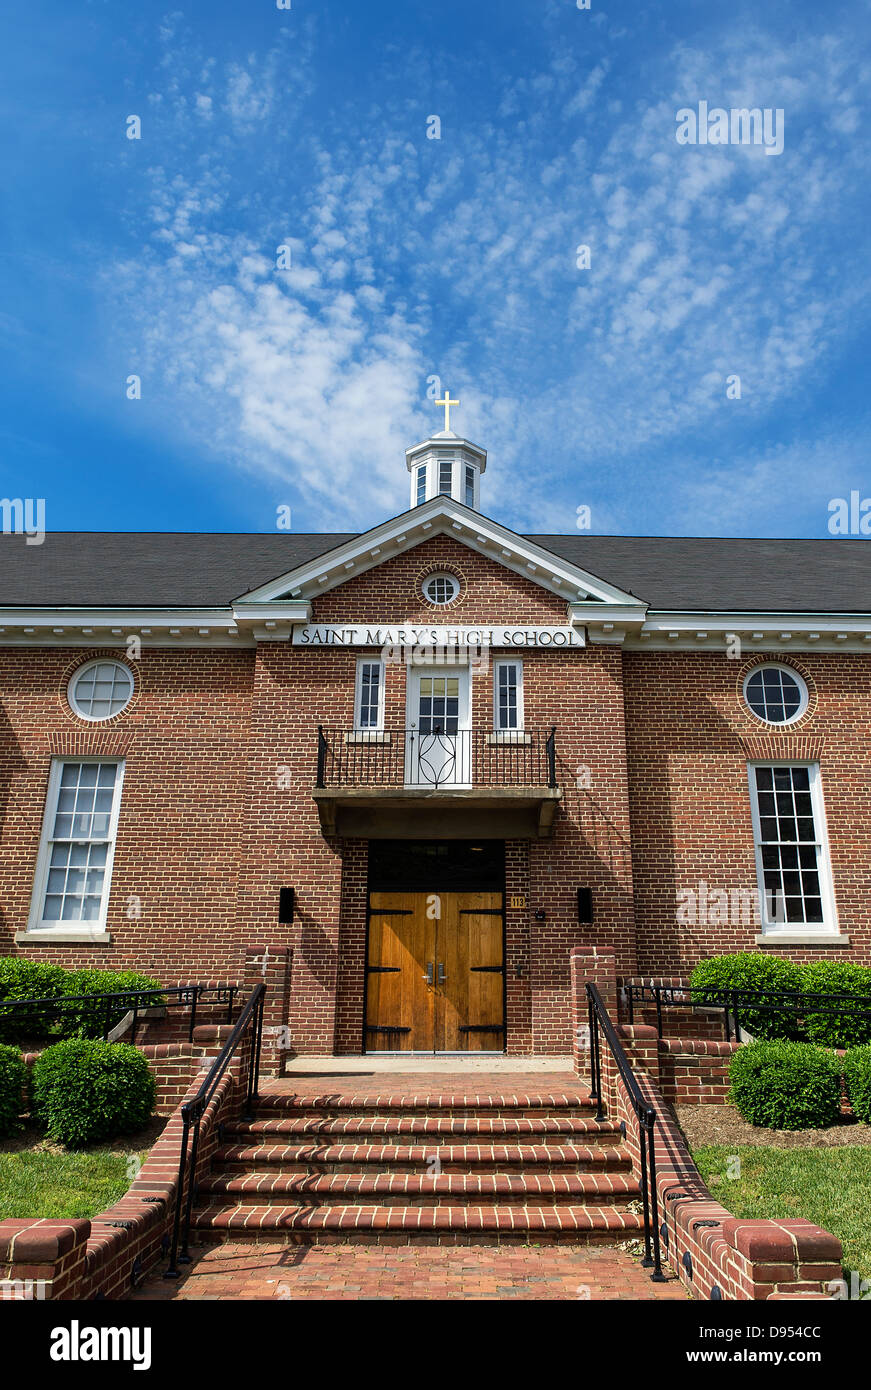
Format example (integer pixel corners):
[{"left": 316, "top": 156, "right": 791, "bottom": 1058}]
[{"left": 435, "top": 389, "right": 459, "bottom": 433}]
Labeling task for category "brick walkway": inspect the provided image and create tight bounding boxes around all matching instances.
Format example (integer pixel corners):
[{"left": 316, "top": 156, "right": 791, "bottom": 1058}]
[{"left": 131, "top": 1243, "right": 687, "bottom": 1301}]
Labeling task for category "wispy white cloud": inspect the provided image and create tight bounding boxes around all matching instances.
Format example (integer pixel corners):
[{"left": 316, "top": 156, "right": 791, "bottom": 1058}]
[{"left": 102, "top": 11, "right": 871, "bottom": 536}]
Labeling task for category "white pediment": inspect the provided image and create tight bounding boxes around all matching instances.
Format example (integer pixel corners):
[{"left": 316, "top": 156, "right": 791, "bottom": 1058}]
[{"left": 236, "top": 497, "right": 647, "bottom": 615}]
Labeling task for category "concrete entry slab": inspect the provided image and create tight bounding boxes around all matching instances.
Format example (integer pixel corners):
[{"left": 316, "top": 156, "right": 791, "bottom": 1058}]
[{"left": 283, "top": 1055, "right": 575, "bottom": 1075}]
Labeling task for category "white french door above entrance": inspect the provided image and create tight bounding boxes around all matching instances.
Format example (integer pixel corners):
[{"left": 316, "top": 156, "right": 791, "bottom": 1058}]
[{"left": 405, "top": 667, "right": 471, "bottom": 788}]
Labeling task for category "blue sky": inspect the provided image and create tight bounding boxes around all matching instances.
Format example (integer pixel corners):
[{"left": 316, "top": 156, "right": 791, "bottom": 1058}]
[{"left": 1, "top": 0, "right": 870, "bottom": 539}]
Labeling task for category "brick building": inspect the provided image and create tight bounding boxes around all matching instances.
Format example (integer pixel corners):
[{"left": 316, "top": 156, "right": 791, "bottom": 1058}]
[{"left": 1, "top": 421, "right": 869, "bottom": 1055}]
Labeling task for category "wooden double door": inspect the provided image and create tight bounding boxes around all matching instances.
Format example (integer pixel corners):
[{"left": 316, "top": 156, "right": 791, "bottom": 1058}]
[{"left": 365, "top": 891, "right": 505, "bottom": 1052}]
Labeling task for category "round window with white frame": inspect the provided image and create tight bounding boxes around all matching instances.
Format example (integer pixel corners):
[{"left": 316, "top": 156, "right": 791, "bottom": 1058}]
[
  {"left": 743, "top": 664, "right": 808, "bottom": 726},
  {"left": 68, "top": 659, "right": 134, "bottom": 722},
  {"left": 423, "top": 572, "right": 460, "bottom": 606}
]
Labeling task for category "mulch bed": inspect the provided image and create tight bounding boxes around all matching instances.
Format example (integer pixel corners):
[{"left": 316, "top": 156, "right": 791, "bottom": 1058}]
[
  {"left": 675, "top": 1103, "right": 871, "bottom": 1150},
  {"left": 0, "top": 1116, "right": 167, "bottom": 1156}
]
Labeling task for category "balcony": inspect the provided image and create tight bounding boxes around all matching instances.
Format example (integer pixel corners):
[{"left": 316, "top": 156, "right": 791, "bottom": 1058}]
[{"left": 313, "top": 726, "right": 562, "bottom": 840}]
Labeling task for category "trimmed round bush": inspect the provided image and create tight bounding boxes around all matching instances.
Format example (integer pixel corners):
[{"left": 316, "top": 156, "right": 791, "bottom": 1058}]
[
  {"left": 0, "top": 959, "right": 67, "bottom": 1044},
  {"left": 690, "top": 952, "right": 805, "bottom": 1040},
  {"left": 800, "top": 961, "right": 871, "bottom": 1049},
  {"left": 0, "top": 1044, "right": 27, "bottom": 1138},
  {"left": 730, "top": 1040, "right": 842, "bottom": 1130},
  {"left": 58, "top": 969, "right": 165, "bottom": 1039},
  {"left": 844, "top": 1045, "right": 871, "bottom": 1126},
  {"left": 31, "top": 1039, "right": 155, "bottom": 1147}
]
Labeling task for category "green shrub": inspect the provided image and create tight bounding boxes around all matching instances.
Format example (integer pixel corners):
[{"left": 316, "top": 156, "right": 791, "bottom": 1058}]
[
  {"left": 0, "top": 959, "right": 67, "bottom": 1044},
  {"left": 58, "top": 969, "right": 165, "bottom": 1040},
  {"left": 844, "top": 1045, "right": 871, "bottom": 1126},
  {"left": 0, "top": 1044, "right": 27, "bottom": 1138},
  {"left": 730, "top": 1040, "right": 843, "bottom": 1130},
  {"left": 690, "top": 952, "right": 805, "bottom": 1039},
  {"left": 31, "top": 1039, "right": 155, "bottom": 1147},
  {"left": 800, "top": 961, "right": 871, "bottom": 1049}
]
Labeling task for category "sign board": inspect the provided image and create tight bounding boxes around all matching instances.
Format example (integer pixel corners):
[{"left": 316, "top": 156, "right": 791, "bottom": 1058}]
[{"left": 291, "top": 625, "right": 585, "bottom": 649}]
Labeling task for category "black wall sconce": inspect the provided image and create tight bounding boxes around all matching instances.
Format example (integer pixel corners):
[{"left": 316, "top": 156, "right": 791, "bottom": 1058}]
[
  {"left": 533, "top": 909, "right": 546, "bottom": 922},
  {"left": 278, "top": 887, "right": 295, "bottom": 924},
  {"left": 577, "top": 888, "right": 593, "bottom": 924}
]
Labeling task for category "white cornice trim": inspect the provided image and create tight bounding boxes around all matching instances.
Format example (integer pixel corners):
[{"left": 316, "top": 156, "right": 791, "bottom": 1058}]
[
  {"left": 631, "top": 611, "right": 871, "bottom": 652},
  {"left": 0, "top": 607, "right": 249, "bottom": 648},
  {"left": 3, "top": 604, "right": 870, "bottom": 655},
  {"left": 568, "top": 601, "right": 648, "bottom": 645},
  {"left": 0, "top": 600, "right": 315, "bottom": 648},
  {"left": 239, "top": 499, "right": 644, "bottom": 608}
]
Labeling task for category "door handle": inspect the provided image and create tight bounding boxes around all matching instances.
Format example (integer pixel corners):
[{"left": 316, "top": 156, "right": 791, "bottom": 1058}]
[
  {"left": 423, "top": 962, "right": 434, "bottom": 985},
  {"left": 437, "top": 962, "right": 446, "bottom": 984}
]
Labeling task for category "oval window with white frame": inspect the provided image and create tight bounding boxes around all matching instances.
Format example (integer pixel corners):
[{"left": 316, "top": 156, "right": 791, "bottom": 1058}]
[
  {"left": 423, "top": 572, "right": 460, "bottom": 606},
  {"left": 68, "top": 660, "right": 134, "bottom": 722},
  {"left": 743, "top": 664, "right": 808, "bottom": 726}
]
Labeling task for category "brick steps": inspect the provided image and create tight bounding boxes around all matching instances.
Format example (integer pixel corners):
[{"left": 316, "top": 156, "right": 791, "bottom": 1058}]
[
  {"left": 221, "top": 1116, "right": 622, "bottom": 1143},
  {"left": 254, "top": 1093, "right": 596, "bottom": 1117},
  {"left": 213, "top": 1141, "right": 634, "bottom": 1174},
  {"left": 197, "top": 1170, "right": 642, "bottom": 1206},
  {"left": 191, "top": 1086, "right": 641, "bottom": 1247},
  {"left": 189, "top": 1202, "right": 645, "bottom": 1245}
]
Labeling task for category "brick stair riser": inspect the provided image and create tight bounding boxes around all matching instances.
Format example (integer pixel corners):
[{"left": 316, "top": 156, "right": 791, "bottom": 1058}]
[
  {"left": 253, "top": 1104, "right": 598, "bottom": 1122},
  {"left": 186, "top": 1205, "right": 645, "bottom": 1248},
  {"left": 222, "top": 1123, "right": 623, "bottom": 1147},
  {"left": 213, "top": 1151, "right": 633, "bottom": 1176},
  {"left": 195, "top": 1184, "right": 640, "bottom": 1209}
]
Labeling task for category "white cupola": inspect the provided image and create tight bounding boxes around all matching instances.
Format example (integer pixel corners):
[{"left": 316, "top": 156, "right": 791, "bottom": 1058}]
[{"left": 405, "top": 390, "right": 487, "bottom": 511}]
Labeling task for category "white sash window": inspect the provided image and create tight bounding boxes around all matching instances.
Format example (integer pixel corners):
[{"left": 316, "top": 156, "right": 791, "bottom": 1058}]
[
  {"left": 748, "top": 763, "right": 837, "bottom": 933},
  {"left": 355, "top": 659, "right": 385, "bottom": 730},
  {"left": 494, "top": 660, "right": 524, "bottom": 731},
  {"left": 28, "top": 759, "right": 125, "bottom": 934}
]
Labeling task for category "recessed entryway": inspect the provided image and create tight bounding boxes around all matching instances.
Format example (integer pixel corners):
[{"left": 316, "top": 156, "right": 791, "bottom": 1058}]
[{"left": 365, "top": 890, "right": 504, "bottom": 1052}]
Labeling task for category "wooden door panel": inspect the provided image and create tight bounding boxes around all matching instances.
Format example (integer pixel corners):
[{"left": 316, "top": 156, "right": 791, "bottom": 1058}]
[
  {"left": 436, "top": 892, "right": 504, "bottom": 1053},
  {"left": 366, "top": 892, "right": 435, "bottom": 1051},
  {"left": 465, "top": 899, "right": 505, "bottom": 1053}
]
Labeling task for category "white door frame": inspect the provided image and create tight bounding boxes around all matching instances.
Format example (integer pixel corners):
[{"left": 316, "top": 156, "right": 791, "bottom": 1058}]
[{"left": 405, "top": 666, "right": 472, "bottom": 788}]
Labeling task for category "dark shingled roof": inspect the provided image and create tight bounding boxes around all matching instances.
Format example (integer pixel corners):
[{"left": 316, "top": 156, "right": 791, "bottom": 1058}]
[{"left": 0, "top": 531, "right": 868, "bottom": 613}]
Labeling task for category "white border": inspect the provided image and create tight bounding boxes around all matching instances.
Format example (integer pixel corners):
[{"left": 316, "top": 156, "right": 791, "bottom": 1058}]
[
  {"left": 422, "top": 572, "right": 461, "bottom": 606},
  {"left": 742, "top": 663, "right": 808, "bottom": 726},
  {"left": 493, "top": 658, "right": 524, "bottom": 731},
  {"left": 26, "top": 757, "right": 126, "bottom": 937},
  {"left": 746, "top": 760, "right": 839, "bottom": 936},
  {"left": 354, "top": 657, "right": 385, "bottom": 731},
  {"left": 67, "top": 658, "right": 135, "bottom": 722}
]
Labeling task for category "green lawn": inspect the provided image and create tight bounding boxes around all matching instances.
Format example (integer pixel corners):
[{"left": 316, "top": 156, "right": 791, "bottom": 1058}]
[
  {"left": 0, "top": 1149, "right": 146, "bottom": 1220},
  {"left": 693, "top": 1144, "right": 871, "bottom": 1284}
]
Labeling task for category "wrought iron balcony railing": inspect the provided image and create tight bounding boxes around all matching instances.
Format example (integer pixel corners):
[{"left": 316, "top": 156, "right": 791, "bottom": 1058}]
[{"left": 316, "top": 726, "right": 557, "bottom": 791}]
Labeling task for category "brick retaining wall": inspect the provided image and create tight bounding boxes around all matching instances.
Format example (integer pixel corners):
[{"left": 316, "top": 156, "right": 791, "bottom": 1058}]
[
  {"left": 571, "top": 947, "right": 844, "bottom": 1300},
  {"left": 0, "top": 1030, "right": 249, "bottom": 1300},
  {"left": 658, "top": 1038, "right": 736, "bottom": 1105}
]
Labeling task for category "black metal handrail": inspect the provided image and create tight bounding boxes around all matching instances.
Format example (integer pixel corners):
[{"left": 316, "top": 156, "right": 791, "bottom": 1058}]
[
  {"left": 316, "top": 725, "right": 558, "bottom": 790},
  {"left": 0, "top": 984, "right": 238, "bottom": 1045},
  {"left": 0, "top": 984, "right": 240, "bottom": 1045},
  {"left": 165, "top": 982, "right": 266, "bottom": 1278},
  {"left": 586, "top": 982, "right": 665, "bottom": 1281},
  {"left": 625, "top": 982, "right": 871, "bottom": 1041}
]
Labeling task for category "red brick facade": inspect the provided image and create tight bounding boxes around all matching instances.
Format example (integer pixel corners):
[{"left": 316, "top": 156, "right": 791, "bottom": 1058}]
[
  {"left": 1, "top": 534, "right": 868, "bottom": 1055},
  {"left": 624, "top": 650, "right": 869, "bottom": 973}
]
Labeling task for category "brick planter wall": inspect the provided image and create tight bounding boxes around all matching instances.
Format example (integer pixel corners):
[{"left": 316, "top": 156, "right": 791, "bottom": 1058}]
[
  {"left": 612, "top": 1067, "right": 843, "bottom": 1300},
  {"left": 571, "top": 947, "right": 844, "bottom": 1300},
  {"left": 0, "top": 1025, "right": 253, "bottom": 1300},
  {"left": 658, "top": 1039, "right": 737, "bottom": 1105}
]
